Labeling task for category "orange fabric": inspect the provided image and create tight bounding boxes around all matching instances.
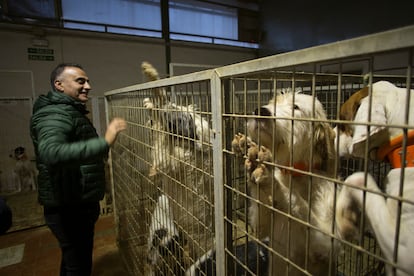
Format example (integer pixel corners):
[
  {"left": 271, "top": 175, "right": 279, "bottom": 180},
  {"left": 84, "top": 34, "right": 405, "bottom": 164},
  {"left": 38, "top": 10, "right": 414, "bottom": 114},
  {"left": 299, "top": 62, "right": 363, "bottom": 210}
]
[{"left": 377, "top": 130, "right": 414, "bottom": 168}]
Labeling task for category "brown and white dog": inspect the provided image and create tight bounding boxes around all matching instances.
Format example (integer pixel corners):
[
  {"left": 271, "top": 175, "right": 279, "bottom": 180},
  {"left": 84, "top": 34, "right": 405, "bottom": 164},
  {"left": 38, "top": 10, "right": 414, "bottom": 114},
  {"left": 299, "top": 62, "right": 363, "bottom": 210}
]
[
  {"left": 142, "top": 62, "right": 214, "bottom": 275},
  {"left": 334, "top": 80, "right": 414, "bottom": 161},
  {"left": 335, "top": 80, "right": 414, "bottom": 275},
  {"left": 232, "top": 91, "right": 340, "bottom": 275}
]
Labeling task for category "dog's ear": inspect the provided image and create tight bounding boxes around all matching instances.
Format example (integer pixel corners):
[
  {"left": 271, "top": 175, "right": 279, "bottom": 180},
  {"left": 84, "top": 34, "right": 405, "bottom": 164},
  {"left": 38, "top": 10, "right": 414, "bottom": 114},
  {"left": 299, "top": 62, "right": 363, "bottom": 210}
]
[
  {"left": 340, "top": 87, "right": 369, "bottom": 121},
  {"left": 313, "top": 122, "right": 336, "bottom": 173},
  {"left": 338, "top": 86, "right": 370, "bottom": 135}
]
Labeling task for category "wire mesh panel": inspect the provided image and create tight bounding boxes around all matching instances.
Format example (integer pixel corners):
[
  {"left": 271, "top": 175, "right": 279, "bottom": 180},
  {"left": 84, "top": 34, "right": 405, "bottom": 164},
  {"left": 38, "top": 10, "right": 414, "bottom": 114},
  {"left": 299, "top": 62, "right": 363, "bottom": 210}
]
[
  {"left": 221, "top": 74, "right": 381, "bottom": 276},
  {"left": 105, "top": 70, "right": 217, "bottom": 275},
  {"left": 217, "top": 27, "right": 414, "bottom": 276},
  {"left": 105, "top": 26, "right": 414, "bottom": 276}
]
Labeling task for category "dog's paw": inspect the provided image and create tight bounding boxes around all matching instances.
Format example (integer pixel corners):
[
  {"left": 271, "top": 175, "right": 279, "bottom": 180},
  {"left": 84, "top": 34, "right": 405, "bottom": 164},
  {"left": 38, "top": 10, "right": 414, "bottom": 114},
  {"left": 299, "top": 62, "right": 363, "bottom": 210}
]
[
  {"left": 232, "top": 133, "right": 259, "bottom": 172},
  {"left": 244, "top": 141, "right": 260, "bottom": 172},
  {"left": 257, "top": 146, "right": 273, "bottom": 163},
  {"left": 251, "top": 163, "right": 272, "bottom": 185},
  {"left": 249, "top": 145, "right": 276, "bottom": 186},
  {"left": 149, "top": 165, "right": 157, "bottom": 177},
  {"left": 232, "top": 133, "right": 252, "bottom": 156},
  {"left": 336, "top": 196, "right": 360, "bottom": 241},
  {"left": 233, "top": 134, "right": 275, "bottom": 184},
  {"left": 231, "top": 134, "right": 243, "bottom": 155},
  {"left": 144, "top": 97, "right": 154, "bottom": 109},
  {"left": 336, "top": 177, "right": 365, "bottom": 241},
  {"left": 246, "top": 142, "right": 259, "bottom": 160}
]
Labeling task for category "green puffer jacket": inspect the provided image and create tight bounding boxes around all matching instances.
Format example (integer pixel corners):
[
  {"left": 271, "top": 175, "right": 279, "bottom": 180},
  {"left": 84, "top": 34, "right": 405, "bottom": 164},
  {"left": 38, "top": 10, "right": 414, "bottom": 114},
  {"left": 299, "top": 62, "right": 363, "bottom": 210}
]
[{"left": 30, "top": 90, "right": 109, "bottom": 207}]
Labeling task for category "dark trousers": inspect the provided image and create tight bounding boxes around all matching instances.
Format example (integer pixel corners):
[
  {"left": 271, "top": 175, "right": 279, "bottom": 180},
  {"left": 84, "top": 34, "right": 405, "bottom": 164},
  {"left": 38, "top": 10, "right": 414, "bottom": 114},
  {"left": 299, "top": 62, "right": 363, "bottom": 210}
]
[{"left": 44, "top": 202, "right": 100, "bottom": 276}]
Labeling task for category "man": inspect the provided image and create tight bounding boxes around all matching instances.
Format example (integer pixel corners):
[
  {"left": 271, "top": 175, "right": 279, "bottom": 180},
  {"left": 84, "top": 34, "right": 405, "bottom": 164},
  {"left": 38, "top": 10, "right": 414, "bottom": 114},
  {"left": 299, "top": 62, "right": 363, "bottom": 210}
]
[{"left": 30, "top": 63, "right": 127, "bottom": 275}]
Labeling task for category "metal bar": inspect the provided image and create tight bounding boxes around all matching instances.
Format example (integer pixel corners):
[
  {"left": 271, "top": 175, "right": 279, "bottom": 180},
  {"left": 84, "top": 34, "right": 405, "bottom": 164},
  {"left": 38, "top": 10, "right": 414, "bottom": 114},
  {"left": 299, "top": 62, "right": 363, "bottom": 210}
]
[
  {"left": 215, "top": 25, "right": 414, "bottom": 78},
  {"left": 211, "top": 70, "right": 226, "bottom": 276}
]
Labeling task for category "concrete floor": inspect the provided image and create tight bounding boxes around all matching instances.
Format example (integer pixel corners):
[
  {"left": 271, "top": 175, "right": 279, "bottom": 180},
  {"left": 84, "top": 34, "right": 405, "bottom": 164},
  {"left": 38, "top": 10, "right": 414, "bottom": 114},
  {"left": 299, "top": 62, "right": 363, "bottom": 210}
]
[{"left": 0, "top": 214, "right": 129, "bottom": 276}]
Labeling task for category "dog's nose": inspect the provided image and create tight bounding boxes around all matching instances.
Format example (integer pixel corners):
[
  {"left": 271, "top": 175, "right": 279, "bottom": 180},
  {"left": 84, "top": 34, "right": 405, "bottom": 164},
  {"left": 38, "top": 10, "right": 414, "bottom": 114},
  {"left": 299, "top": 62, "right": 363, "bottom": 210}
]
[{"left": 254, "top": 107, "right": 272, "bottom": 116}]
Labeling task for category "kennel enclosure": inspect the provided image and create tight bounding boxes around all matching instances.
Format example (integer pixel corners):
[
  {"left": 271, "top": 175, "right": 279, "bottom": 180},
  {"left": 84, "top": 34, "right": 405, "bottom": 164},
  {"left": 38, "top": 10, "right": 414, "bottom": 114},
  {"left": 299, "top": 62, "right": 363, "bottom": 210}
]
[{"left": 104, "top": 25, "right": 414, "bottom": 275}]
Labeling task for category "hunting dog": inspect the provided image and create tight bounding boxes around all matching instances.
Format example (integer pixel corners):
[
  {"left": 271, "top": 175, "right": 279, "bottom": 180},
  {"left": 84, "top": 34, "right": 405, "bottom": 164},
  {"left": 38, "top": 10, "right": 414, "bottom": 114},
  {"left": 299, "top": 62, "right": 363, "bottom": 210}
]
[
  {"left": 142, "top": 62, "right": 214, "bottom": 275},
  {"left": 232, "top": 91, "right": 340, "bottom": 275},
  {"left": 335, "top": 80, "right": 414, "bottom": 275}
]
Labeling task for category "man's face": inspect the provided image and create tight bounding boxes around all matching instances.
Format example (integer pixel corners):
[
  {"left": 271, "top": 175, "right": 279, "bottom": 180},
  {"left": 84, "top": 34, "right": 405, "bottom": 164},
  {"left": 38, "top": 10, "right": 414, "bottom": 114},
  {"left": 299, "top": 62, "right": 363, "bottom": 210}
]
[{"left": 54, "top": 67, "right": 91, "bottom": 103}]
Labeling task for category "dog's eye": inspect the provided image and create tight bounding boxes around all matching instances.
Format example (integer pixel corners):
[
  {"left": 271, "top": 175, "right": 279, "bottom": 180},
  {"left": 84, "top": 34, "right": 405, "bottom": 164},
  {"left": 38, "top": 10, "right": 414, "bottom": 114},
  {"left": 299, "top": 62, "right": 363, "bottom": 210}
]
[{"left": 293, "top": 104, "right": 300, "bottom": 110}]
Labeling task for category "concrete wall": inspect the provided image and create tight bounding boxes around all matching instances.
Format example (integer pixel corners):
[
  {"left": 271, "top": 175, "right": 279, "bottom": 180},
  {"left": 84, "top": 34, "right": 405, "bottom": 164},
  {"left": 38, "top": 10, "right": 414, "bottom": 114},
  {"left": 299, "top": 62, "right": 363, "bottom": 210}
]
[
  {"left": 0, "top": 23, "right": 257, "bottom": 192},
  {"left": 0, "top": 23, "right": 257, "bottom": 98}
]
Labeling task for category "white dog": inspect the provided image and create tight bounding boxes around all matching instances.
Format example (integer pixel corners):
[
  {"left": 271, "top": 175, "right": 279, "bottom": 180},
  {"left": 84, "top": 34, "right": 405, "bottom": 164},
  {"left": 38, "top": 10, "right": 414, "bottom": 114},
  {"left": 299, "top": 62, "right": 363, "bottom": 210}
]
[
  {"left": 13, "top": 146, "right": 37, "bottom": 192},
  {"left": 232, "top": 91, "right": 339, "bottom": 275},
  {"left": 142, "top": 62, "right": 214, "bottom": 274},
  {"left": 335, "top": 81, "right": 414, "bottom": 275}
]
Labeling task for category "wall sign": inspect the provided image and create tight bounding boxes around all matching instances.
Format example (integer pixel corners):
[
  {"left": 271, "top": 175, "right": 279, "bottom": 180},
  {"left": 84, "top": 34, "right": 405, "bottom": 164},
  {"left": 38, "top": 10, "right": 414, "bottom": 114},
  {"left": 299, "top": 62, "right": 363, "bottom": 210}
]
[{"left": 27, "top": 48, "right": 54, "bottom": 61}]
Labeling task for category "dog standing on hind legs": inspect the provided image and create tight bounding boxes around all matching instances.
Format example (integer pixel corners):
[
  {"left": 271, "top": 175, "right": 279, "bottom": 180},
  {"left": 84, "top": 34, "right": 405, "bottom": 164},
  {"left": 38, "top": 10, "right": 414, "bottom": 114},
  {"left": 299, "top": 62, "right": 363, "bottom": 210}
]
[
  {"left": 142, "top": 61, "right": 215, "bottom": 275},
  {"left": 232, "top": 91, "right": 341, "bottom": 275}
]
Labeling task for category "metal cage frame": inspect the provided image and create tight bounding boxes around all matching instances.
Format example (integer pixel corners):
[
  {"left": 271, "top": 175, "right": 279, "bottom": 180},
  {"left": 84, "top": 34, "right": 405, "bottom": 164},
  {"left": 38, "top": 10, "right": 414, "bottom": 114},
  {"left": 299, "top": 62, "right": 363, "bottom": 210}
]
[{"left": 104, "top": 25, "right": 414, "bottom": 275}]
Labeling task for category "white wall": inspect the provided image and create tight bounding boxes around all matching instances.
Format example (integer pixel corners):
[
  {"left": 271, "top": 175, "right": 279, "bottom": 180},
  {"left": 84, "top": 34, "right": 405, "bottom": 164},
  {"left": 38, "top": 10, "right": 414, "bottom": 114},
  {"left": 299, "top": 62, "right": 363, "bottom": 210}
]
[
  {"left": 0, "top": 23, "right": 257, "bottom": 191},
  {"left": 0, "top": 23, "right": 257, "bottom": 98}
]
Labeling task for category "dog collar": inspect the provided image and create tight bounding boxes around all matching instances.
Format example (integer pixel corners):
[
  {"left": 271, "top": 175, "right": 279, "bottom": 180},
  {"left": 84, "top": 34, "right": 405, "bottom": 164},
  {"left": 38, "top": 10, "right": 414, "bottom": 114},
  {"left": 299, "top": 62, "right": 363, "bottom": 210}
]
[
  {"left": 377, "top": 130, "right": 414, "bottom": 168},
  {"left": 281, "top": 162, "right": 321, "bottom": 176}
]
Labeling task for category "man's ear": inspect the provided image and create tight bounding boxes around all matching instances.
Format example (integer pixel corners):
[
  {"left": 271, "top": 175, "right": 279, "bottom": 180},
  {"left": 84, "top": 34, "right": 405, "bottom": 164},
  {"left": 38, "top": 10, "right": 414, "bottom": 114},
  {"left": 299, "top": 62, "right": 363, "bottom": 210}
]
[{"left": 54, "top": 80, "right": 63, "bottom": 92}]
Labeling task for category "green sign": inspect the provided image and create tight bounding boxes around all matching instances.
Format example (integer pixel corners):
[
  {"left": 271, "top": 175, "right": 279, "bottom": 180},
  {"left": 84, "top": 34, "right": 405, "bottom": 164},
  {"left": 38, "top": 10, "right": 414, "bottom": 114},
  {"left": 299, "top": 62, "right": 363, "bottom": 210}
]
[
  {"left": 28, "top": 55, "right": 54, "bottom": 61},
  {"left": 28, "top": 48, "right": 54, "bottom": 54},
  {"left": 27, "top": 48, "right": 54, "bottom": 61}
]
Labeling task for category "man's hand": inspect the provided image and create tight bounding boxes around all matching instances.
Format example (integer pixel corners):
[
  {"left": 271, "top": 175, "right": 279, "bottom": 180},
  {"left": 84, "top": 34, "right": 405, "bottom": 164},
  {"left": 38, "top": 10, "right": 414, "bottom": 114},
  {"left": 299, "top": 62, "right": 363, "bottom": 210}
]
[{"left": 105, "top": 117, "right": 127, "bottom": 146}]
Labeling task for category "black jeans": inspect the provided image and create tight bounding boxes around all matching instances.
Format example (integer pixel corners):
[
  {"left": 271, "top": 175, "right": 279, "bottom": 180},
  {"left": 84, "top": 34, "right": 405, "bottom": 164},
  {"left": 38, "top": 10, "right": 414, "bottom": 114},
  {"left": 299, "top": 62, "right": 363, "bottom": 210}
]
[{"left": 44, "top": 202, "right": 100, "bottom": 276}]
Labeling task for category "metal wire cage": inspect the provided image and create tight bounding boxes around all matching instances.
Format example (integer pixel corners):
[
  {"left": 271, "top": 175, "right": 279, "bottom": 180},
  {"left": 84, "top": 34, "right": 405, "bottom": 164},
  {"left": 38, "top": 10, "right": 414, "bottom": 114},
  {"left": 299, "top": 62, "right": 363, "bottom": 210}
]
[{"left": 105, "top": 26, "right": 414, "bottom": 275}]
